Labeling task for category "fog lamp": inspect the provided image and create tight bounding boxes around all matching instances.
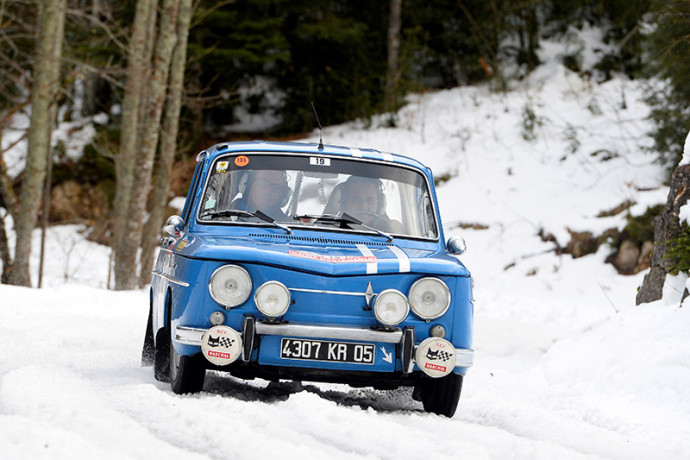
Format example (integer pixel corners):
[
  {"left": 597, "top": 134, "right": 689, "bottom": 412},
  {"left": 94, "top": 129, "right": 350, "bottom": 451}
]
[
  {"left": 430, "top": 325, "right": 446, "bottom": 338},
  {"left": 374, "top": 289, "right": 409, "bottom": 326},
  {"left": 255, "top": 281, "right": 290, "bottom": 319},
  {"left": 209, "top": 311, "right": 226, "bottom": 326}
]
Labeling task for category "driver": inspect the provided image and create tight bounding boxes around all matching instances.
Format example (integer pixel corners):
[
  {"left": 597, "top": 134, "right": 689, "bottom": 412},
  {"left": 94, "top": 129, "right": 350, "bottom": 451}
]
[
  {"left": 341, "top": 176, "right": 401, "bottom": 232},
  {"left": 231, "top": 170, "right": 290, "bottom": 220}
]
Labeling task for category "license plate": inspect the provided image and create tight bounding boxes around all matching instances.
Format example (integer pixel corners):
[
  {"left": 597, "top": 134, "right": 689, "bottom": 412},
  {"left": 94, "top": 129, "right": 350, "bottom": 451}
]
[{"left": 280, "top": 338, "right": 375, "bottom": 365}]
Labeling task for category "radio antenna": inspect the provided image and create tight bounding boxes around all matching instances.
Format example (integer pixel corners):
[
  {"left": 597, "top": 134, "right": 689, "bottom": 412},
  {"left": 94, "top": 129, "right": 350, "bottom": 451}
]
[{"left": 311, "top": 101, "right": 324, "bottom": 150}]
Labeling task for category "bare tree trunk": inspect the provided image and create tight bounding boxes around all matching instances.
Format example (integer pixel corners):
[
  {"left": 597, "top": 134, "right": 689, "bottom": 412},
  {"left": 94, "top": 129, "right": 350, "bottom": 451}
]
[
  {"left": 139, "top": 0, "right": 192, "bottom": 288},
  {"left": 116, "top": 0, "right": 180, "bottom": 290},
  {"left": 38, "top": 96, "right": 60, "bottom": 289},
  {"left": 0, "top": 125, "right": 18, "bottom": 280},
  {"left": 112, "top": 0, "right": 154, "bottom": 290},
  {"left": 0, "top": 131, "right": 19, "bottom": 221},
  {"left": 8, "top": 0, "right": 65, "bottom": 287},
  {"left": 0, "top": 209, "right": 11, "bottom": 283},
  {"left": 384, "top": 0, "right": 402, "bottom": 114}
]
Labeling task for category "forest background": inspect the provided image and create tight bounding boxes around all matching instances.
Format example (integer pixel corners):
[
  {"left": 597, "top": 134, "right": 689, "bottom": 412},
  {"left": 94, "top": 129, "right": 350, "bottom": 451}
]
[{"left": 0, "top": 0, "right": 689, "bottom": 291}]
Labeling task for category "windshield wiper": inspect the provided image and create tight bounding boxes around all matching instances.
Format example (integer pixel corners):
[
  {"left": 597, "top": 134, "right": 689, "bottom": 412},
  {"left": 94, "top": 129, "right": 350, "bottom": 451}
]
[
  {"left": 253, "top": 210, "right": 292, "bottom": 234},
  {"left": 200, "top": 208, "right": 255, "bottom": 219},
  {"left": 293, "top": 212, "right": 392, "bottom": 241},
  {"left": 200, "top": 208, "right": 291, "bottom": 234}
]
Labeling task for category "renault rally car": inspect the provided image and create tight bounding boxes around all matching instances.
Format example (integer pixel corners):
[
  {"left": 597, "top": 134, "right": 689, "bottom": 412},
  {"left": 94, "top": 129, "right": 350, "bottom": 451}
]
[{"left": 141, "top": 141, "right": 473, "bottom": 417}]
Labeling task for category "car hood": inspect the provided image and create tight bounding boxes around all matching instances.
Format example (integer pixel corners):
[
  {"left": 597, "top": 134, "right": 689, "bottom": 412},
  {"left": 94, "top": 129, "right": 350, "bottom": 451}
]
[{"left": 172, "top": 232, "right": 470, "bottom": 277}]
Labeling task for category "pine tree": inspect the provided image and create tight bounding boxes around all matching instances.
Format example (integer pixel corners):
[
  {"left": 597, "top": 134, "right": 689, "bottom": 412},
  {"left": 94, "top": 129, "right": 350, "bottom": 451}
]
[{"left": 646, "top": 0, "right": 690, "bottom": 172}]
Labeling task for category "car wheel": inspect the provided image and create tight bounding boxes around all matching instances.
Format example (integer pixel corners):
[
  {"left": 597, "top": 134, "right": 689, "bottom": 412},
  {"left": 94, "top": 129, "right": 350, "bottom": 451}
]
[
  {"left": 419, "top": 373, "right": 463, "bottom": 418},
  {"left": 141, "top": 304, "right": 155, "bottom": 366},
  {"left": 154, "top": 327, "right": 171, "bottom": 383},
  {"left": 170, "top": 344, "right": 206, "bottom": 394}
]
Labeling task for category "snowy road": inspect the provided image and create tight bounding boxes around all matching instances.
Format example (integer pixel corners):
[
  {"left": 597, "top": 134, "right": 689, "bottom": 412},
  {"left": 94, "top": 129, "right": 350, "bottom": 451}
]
[{"left": 1, "top": 278, "right": 687, "bottom": 460}]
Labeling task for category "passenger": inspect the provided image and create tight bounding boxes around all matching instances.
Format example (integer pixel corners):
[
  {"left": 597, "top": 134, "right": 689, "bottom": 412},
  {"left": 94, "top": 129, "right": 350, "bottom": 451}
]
[{"left": 340, "top": 176, "right": 402, "bottom": 232}]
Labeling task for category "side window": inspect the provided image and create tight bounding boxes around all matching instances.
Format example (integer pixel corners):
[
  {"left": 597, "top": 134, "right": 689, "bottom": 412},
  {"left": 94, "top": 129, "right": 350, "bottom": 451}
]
[
  {"left": 422, "top": 192, "right": 437, "bottom": 238},
  {"left": 200, "top": 173, "right": 226, "bottom": 212},
  {"left": 182, "top": 157, "right": 206, "bottom": 223}
]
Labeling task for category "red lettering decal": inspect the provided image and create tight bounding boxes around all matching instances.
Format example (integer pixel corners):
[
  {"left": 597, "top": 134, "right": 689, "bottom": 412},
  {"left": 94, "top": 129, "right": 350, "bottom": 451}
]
[
  {"left": 208, "top": 351, "right": 231, "bottom": 359},
  {"left": 425, "top": 363, "right": 447, "bottom": 372}
]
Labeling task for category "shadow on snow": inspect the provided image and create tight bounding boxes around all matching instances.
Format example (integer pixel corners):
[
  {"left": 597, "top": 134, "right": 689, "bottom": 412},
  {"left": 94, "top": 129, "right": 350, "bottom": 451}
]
[{"left": 202, "top": 371, "right": 422, "bottom": 413}]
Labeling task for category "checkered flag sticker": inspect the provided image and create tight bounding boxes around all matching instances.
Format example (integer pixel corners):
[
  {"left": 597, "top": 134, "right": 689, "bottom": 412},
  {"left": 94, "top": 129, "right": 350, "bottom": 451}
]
[
  {"left": 207, "top": 335, "right": 236, "bottom": 348},
  {"left": 426, "top": 348, "right": 453, "bottom": 362}
]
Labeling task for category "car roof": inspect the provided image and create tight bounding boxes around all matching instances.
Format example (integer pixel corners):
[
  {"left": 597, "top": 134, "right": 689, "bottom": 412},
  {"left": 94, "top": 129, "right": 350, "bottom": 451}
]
[{"left": 199, "top": 140, "right": 431, "bottom": 173}]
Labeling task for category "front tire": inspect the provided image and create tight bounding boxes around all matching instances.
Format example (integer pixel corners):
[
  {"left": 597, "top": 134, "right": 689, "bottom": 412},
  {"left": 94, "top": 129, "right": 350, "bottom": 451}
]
[{"left": 418, "top": 373, "right": 463, "bottom": 417}]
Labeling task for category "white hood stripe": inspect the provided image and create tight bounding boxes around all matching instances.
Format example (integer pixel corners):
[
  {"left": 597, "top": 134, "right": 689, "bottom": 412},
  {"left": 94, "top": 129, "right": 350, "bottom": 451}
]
[
  {"left": 389, "top": 246, "right": 410, "bottom": 273},
  {"left": 356, "top": 244, "right": 377, "bottom": 274},
  {"left": 349, "top": 147, "right": 363, "bottom": 158}
]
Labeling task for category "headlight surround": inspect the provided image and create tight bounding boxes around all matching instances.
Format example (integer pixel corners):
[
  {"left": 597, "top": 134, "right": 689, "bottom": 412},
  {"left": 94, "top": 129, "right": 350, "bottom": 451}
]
[
  {"left": 254, "top": 281, "right": 291, "bottom": 319},
  {"left": 209, "top": 265, "right": 252, "bottom": 308},
  {"left": 374, "top": 289, "right": 409, "bottom": 326},
  {"left": 409, "top": 277, "right": 451, "bottom": 320}
]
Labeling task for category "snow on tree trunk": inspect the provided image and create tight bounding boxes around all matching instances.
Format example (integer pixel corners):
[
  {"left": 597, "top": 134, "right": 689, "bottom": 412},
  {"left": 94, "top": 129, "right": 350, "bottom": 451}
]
[{"left": 8, "top": 0, "right": 65, "bottom": 287}]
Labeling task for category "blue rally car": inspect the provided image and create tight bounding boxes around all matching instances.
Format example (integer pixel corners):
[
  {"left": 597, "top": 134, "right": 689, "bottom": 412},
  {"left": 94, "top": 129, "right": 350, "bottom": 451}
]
[{"left": 142, "top": 141, "right": 473, "bottom": 417}]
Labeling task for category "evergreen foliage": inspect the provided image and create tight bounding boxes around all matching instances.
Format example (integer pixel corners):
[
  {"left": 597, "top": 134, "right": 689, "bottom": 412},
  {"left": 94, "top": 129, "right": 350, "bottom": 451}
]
[
  {"left": 277, "top": 0, "right": 388, "bottom": 131},
  {"left": 646, "top": 0, "right": 690, "bottom": 173}
]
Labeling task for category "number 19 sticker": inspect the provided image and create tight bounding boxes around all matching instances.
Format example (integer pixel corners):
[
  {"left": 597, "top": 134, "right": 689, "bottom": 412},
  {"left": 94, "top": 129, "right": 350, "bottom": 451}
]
[{"left": 310, "top": 157, "right": 330, "bottom": 166}]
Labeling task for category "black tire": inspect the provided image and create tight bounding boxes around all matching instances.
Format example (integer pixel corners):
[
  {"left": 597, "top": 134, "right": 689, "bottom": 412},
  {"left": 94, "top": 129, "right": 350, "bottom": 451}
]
[
  {"left": 154, "top": 327, "right": 171, "bottom": 383},
  {"left": 419, "top": 373, "right": 463, "bottom": 418},
  {"left": 141, "top": 304, "right": 155, "bottom": 366},
  {"left": 170, "top": 345, "right": 206, "bottom": 394}
]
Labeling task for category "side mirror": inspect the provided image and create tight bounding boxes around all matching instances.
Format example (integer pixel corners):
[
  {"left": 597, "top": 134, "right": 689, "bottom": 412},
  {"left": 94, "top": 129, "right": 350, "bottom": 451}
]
[
  {"left": 447, "top": 235, "right": 466, "bottom": 254},
  {"left": 163, "top": 215, "right": 184, "bottom": 237}
]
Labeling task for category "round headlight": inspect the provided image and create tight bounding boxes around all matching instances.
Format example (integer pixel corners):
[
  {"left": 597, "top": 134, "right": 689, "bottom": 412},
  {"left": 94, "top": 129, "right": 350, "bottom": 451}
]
[
  {"left": 409, "top": 277, "right": 450, "bottom": 320},
  {"left": 254, "top": 281, "right": 290, "bottom": 319},
  {"left": 209, "top": 265, "right": 252, "bottom": 308},
  {"left": 374, "top": 289, "right": 409, "bottom": 326}
]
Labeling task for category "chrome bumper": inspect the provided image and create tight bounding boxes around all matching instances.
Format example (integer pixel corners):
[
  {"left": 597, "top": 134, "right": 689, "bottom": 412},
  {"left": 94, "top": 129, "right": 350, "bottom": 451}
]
[{"left": 176, "top": 321, "right": 474, "bottom": 369}]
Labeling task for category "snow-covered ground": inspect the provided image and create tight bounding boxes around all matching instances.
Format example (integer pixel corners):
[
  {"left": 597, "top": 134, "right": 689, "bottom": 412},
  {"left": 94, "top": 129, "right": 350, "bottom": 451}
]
[{"left": 2, "top": 46, "right": 690, "bottom": 458}]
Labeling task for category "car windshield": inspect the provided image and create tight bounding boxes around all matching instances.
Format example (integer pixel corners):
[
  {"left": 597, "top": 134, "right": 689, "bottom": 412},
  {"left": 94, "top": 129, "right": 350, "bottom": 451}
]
[{"left": 198, "top": 153, "right": 439, "bottom": 239}]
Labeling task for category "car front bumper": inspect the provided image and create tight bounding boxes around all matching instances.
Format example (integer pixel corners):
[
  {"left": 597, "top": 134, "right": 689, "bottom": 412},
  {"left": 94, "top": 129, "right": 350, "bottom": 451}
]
[{"left": 175, "top": 320, "right": 474, "bottom": 370}]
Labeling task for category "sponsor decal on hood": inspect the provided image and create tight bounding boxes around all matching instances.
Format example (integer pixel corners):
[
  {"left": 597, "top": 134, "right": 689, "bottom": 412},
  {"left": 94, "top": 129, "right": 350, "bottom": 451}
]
[{"left": 288, "top": 249, "right": 376, "bottom": 264}]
